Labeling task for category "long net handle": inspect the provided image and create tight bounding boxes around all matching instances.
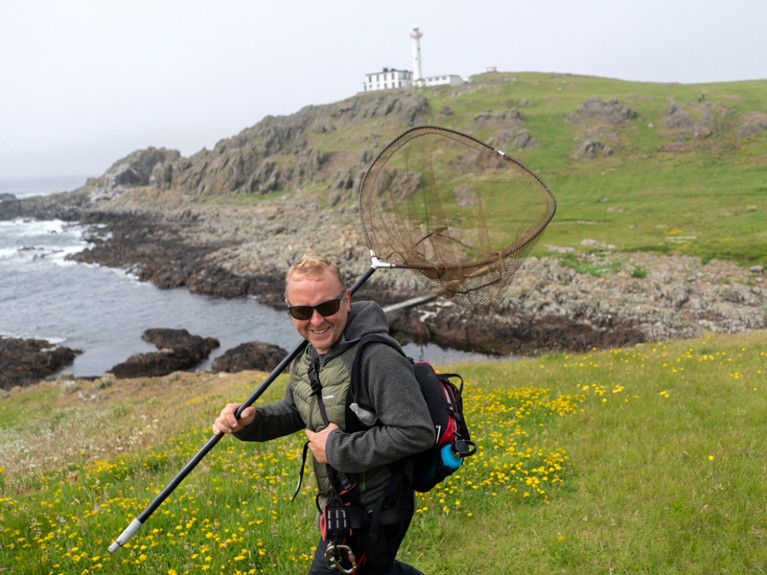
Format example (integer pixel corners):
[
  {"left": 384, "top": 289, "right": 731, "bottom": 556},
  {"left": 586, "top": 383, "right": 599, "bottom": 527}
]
[{"left": 108, "top": 265, "right": 378, "bottom": 553}]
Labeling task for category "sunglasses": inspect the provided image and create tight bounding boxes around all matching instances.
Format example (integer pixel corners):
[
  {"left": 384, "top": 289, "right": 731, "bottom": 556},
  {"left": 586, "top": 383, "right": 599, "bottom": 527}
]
[{"left": 286, "top": 290, "right": 346, "bottom": 321}]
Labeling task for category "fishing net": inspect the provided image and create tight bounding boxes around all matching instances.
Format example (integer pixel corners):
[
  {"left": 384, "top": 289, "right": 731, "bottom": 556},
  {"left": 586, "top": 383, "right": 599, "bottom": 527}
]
[{"left": 359, "top": 126, "right": 556, "bottom": 306}]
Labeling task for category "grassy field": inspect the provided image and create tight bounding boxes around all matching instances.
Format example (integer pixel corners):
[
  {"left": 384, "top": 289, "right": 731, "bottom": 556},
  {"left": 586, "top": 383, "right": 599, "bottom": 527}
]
[
  {"left": 475, "top": 74, "right": 767, "bottom": 266},
  {"left": 2, "top": 330, "right": 765, "bottom": 574}
]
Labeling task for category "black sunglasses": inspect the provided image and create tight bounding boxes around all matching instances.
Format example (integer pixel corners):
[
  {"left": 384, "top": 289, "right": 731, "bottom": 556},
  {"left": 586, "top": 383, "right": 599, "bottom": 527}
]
[{"left": 286, "top": 290, "right": 346, "bottom": 321}]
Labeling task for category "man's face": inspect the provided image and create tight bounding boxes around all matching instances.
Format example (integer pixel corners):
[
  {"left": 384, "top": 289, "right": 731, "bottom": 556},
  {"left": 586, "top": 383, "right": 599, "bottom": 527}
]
[{"left": 285, "top": 272, "right": 350, "bottom": 355}]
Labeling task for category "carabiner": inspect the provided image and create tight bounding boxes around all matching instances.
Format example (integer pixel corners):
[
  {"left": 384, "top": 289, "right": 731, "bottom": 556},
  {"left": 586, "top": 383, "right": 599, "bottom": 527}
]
[{"left": 324, "top": 542, "right": 357, "bottom": 575}]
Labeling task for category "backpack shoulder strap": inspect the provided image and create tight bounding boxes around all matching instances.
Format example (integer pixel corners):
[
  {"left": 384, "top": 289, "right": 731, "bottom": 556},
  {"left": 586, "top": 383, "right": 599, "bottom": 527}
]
[{"left": 351, "top": 334, "right": 404, "bottom": 388}]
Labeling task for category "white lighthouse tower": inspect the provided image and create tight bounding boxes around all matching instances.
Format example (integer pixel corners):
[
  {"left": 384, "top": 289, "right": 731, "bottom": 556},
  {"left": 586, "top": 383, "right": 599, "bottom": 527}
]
[
  {"left": 410, "top": 27, "right": 423, "bottom": 85},
  {"left": 362, "top": 27, "right": 464, "bottom": 92}
]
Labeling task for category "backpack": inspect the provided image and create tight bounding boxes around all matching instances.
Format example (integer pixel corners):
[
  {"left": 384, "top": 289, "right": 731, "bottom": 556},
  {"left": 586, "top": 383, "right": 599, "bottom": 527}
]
[{"left": 349, "top": 334, "right": 477, "bottom": 493}]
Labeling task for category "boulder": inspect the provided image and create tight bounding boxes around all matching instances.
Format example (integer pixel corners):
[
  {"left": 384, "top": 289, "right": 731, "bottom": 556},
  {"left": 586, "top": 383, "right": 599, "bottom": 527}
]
[
  {"left": 0, "top": 337, "right": 81, "bottom": 390},
  {"left": 109, "top": 328, "right": 219, "bottom": 378},
  {"left": 573, "top": 139, "right": 613, "bottom": 161},
  {"left": 0, "top": 196, "right": 22, "bottom": 219},
  {"left": 211, "top": 341, "right": 289, "bottom": 373},
  {"left": 566, "top": 97, "right": 638, "bottom": 125}
]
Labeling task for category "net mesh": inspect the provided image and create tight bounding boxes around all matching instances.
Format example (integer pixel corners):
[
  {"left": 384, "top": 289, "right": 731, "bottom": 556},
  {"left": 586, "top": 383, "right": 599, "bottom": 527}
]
[{"left": 359, "top": 126, "right": 556, "bottom": 306}]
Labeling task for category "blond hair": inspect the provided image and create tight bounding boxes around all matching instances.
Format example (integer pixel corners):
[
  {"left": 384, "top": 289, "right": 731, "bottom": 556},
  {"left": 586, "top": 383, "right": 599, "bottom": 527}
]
[{"left": 285, "top": 255, "right": 344, "bottom": 297}]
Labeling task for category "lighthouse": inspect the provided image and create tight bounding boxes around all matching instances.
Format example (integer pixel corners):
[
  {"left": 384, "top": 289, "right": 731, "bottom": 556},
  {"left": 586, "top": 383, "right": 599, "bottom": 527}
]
[
  {"left": 362, "top": 27, "right": 464, "bottom": 92},
  {"left": 410, "top": 27, "right": 423, "bottom": 85}
]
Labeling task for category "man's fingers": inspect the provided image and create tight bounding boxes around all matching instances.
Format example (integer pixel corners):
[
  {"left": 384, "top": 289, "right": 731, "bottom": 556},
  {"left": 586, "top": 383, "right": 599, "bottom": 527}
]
[
  {"left": 213, "top": 403, "right": 245, "bottom": 434},
  {"left": 239, "top": 406, "right": 255, "bottom": 426}
]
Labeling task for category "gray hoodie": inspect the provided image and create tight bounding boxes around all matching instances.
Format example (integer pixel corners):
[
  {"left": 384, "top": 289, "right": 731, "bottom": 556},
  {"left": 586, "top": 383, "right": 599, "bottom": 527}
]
[{"left": 235, "top": 300, "right": 434, "bottom": 513}]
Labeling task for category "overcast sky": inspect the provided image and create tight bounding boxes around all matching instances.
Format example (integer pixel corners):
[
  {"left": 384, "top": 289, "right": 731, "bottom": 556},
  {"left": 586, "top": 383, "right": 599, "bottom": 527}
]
[{"left": 1, "top": 0, "right": 764, "bottom": 178}]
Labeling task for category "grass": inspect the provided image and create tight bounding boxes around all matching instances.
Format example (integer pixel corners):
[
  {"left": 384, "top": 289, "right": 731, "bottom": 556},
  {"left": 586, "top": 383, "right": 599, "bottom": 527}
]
[
  {"left": 556, "top": 251, "right": 623, "bottom": 277},
  {"left": 2, "top": 330, "right": 766, "bottom": 573},
  {"left": 539, "top": 158, "right": 767, "bottom": 265}
]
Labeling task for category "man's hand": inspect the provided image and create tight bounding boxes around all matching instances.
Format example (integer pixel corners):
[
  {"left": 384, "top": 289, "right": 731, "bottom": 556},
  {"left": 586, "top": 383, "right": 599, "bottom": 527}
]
[
  {"left": 213, "top": 403, "right": 256, "bottom": 435},
  {"left": 305, "top": 422, "right": 339, "bottom": 465}
]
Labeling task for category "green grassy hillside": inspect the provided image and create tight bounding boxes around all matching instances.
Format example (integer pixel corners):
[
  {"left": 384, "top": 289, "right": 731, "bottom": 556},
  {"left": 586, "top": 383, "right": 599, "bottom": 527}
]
[
  {"left": 1, "top": 330, "right": 765, "bottom": 573},
  {"left": 360, "top": 73, "right": 767, "bottom": 264}
]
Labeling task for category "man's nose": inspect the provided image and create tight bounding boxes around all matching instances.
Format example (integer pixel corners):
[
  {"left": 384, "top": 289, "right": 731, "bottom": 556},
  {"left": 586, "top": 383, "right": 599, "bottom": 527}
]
[{"left": 310, "top": 309, "right": 325, "bottom": 324}]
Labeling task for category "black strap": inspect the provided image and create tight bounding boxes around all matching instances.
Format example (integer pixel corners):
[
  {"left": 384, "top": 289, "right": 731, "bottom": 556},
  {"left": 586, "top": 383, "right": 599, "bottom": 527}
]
[
  {"left": 291, "top": 441, "right": 310, "bottom": 501},
  {"left": 308, "top": 352, "right": 331, "bottom": 425}
]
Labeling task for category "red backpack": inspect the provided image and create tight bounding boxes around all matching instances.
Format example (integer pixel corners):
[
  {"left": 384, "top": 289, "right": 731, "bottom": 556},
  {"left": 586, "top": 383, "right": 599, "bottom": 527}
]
[{"left": 349, "top": 334, "right": 477, "bottom": 492}]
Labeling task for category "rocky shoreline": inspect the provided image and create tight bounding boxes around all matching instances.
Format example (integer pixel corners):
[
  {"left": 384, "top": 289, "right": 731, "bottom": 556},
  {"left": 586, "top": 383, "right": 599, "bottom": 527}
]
[
  {"left": 4, "top": 83, "right": 766, "bottom": 389},
  {"left": 2, "top": 189, "right": 766, "bottom": 388},
  {"left": 67, "top": 204, "right": 765, "bottom": 356}
]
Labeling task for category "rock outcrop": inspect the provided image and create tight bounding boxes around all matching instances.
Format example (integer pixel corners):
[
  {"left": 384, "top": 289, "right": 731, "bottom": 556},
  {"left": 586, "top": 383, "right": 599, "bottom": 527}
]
[
  {"left": 3, "top": 78, "right": 766, "bottom": 373},
  {"left": 211, "top": 342, "right": 289, "bottom": 373},
  {"left": 0, "top": 337, "right": 81, "bottom": 390},
  {"left": 108, "top": 328, "right": 219, "bottom": 379}
]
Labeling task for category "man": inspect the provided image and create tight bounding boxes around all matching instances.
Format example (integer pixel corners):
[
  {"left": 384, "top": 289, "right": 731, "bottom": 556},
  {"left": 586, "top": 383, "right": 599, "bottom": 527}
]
[{"left": 213, "top": 255, "right": 433, "bottom": 574}]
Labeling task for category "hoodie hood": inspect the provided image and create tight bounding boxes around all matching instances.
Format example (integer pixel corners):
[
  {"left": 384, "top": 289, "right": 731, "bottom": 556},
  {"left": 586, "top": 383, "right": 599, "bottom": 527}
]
[{"left": 339, "top": 300, "right": 389, "bottom": 345}]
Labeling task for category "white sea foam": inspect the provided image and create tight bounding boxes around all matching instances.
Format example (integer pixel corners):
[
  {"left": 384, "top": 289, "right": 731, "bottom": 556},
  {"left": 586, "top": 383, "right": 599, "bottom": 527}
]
[
  {"left": 0, "top": 218, "right": 89, "bottom": 266},
  {"left": 0, "top": 331, "right": 67, "bottom": 346}
]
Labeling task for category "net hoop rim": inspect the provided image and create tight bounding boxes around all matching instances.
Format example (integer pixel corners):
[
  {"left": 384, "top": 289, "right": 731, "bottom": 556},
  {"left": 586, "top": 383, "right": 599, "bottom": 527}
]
[{"left": 357, "top": 125, "right": 557, "bottom": 271}]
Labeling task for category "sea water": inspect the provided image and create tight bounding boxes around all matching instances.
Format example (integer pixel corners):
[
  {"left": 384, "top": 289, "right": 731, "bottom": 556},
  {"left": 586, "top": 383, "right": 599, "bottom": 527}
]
[{"left": 1, "top": 177, "right": 493, "bottom": 378}]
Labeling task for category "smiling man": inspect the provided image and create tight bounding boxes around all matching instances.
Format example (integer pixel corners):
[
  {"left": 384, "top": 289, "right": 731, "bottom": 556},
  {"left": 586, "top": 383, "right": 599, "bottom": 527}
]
[{"left": 213, "top": 254, "right": 433, "bottom": 574}]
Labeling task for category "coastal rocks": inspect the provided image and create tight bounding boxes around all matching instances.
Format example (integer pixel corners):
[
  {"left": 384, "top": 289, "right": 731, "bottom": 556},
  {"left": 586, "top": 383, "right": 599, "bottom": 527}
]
[
  {"left": 76, "top": 91, "right": 429, "bottom": 201},
  {"left": 109, "top": 328, "right": 219, "bottom": 379},
  {"left": 386, "top": 253, "right": 767, "bottom": 356},
  {"left": 387, "top": 302, "right": 646, "bottom": 356},
  {"left": 0, "top": 337, "right": 81, "bottom": 390},
  {"left": 71, "top": 210, "right": 284, "bottom": 300},
  {"left": 0, "top": 195, "right": 22, "bottom": 218},
  {"left": 12, "top": 186, "right": 767, "bottom": 363},
  {"left": 211, "top": 341, "right": 289, "bottom": 373},
  {"left": 86, "top": 147, "right": 181, "bottom": 203}
]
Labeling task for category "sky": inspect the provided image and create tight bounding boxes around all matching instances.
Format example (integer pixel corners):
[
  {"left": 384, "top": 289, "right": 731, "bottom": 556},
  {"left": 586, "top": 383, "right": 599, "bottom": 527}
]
[{"left": 1, "top": 0, "right": 765, "bottom": 178}]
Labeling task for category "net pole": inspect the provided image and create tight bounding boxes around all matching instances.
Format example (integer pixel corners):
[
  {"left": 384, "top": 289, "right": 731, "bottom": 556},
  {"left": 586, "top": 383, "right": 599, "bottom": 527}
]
[{"left": 108, "top": 264, "right": 380, "bottom": 553}]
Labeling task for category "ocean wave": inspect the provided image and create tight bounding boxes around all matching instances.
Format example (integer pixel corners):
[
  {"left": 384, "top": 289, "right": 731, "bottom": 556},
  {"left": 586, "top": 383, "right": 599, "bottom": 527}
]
[{"left": 0, "top": 218, "right": 90, "bottom": 265}]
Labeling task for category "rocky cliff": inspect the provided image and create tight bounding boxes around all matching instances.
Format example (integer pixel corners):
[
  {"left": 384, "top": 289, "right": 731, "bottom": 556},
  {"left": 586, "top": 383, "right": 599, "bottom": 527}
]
[{"left": 4, "top": 79, "right": 766, "bottom": 359}]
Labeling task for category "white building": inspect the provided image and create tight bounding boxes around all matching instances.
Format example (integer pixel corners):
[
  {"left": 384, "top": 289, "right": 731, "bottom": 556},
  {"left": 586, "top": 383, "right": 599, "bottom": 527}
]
[
  {"left": 363, "top": 68, "right": 414, "bottom": 92},
  {"left": 419, "top": 74, "right": 464, "bottom": 87},
  {"left": 362, "top": 28, "right": 465, "bottom": 93}
]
